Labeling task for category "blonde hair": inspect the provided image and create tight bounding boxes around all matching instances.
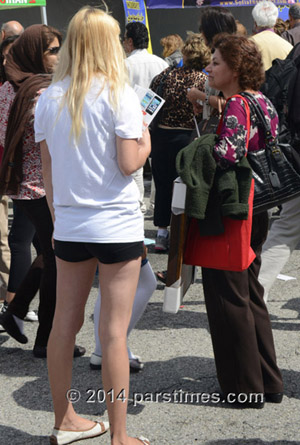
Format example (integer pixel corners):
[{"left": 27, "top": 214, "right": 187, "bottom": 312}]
[
  {"left": 235, "top": 20, "right": 248, "bottom": 36},
  {"left": 160, "top": 34, "right": 183, "bottom": 58},
  {"left": 53, "top": 6, "right": 127, "bottom": 142}
]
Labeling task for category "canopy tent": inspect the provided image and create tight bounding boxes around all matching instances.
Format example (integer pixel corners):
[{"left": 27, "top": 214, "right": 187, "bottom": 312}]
[{"left": 0, "top": 0, "right": 47, "bottom": 24}]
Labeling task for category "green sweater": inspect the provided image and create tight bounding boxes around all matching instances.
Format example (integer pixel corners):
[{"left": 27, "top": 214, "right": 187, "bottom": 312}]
[{"left": 176, "top": 134, "right": 253, "bottom": 235}]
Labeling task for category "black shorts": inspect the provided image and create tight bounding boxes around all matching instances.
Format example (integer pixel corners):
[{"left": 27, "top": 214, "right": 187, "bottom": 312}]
[{"left": 54, "top": 240, "right": 144, "bottom": 264}]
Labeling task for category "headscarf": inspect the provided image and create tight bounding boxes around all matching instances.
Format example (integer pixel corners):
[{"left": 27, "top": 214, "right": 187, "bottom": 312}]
[
  {"left": 5, "top": 24, "right": 49, "bottom": 91},
  {"left": 0, "top": 25, "right": 53, "bottom": 195}
]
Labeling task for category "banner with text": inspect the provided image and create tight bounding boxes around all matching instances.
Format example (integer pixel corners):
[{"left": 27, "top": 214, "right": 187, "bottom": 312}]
[
  {"left": 122, "top": 0, "right": 153, "bottom": 52},
  {"left": 0, "top": 0, "right": 46, "bottom": 8},
  {"left": 146, "top": 0, "right": 298, "bottom": 8},
  {"left": 123, "top": 0, "right": 147, "bottom": 24}
]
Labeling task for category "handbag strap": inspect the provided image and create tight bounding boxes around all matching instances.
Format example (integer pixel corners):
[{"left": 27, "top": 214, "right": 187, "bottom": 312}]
[
  {"left": 241, "top": 92, "right": 283, "bottom": 165},
  {"left": 217, "top": 94, "right": 251, "bottom": 152},
  {"left": 240, "top": 92, "right": 276, "bottom": 146}
]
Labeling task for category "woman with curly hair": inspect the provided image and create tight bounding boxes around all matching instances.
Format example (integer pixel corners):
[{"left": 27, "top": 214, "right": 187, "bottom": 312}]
[
  {"left": 150, "top": 33, "right": 210, "bottom": 251},
  {"left": 201, "top": 34, "right": 283, "bottom": 407}
]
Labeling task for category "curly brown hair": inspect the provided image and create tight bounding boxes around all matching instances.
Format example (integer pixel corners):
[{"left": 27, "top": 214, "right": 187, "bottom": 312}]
[
  {"left": 181, "top": 33, "right": 211, "bottom": 71},
  {"left": 212, "top": 34, "right": 265, "bottom": 91}
]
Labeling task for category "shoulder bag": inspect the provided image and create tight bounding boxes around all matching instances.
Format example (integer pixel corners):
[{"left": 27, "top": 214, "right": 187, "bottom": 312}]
[
  {"left": 197, "top": 95, "right": 223, "bottom": 136},
  {"left": 240, "top": 92, "right": 300, "bottom": 214}
]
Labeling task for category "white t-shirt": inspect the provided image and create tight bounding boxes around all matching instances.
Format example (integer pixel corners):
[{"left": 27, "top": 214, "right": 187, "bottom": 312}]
[
  {"left": 34, "top": 76, "right": 144, "bottom": 243},
  {"left": 125, "top": 49, "right": 168, "bottom": 88}
]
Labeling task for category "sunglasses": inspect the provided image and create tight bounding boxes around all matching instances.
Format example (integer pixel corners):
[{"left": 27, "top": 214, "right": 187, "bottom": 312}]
[{"left": 47, "top": 46, "right": 60, "bottom": 55}]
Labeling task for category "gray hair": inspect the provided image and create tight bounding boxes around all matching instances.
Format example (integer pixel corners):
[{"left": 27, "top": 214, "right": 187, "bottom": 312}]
[
  {"left": 252, "top": 1, "right": 278, "bottom": 28},
  {"left": 289, "top": 4, "right": 300, "bottom": 20}
]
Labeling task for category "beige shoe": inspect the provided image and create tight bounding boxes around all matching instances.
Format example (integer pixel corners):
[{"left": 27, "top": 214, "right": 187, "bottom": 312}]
[
  {"left": 137, "top": 437, "right": 150, "bottom": 445},
  {"left": 49, "top": 421, "right": 109, "bottom": 445}
]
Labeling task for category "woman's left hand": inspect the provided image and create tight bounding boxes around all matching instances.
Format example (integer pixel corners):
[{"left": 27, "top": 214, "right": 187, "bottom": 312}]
[
  {"left": 187, "top": 87, "right": 203, "bottom": 104},
  {"left": 192, "top": 102, "right": 203, "bottom": 115}
]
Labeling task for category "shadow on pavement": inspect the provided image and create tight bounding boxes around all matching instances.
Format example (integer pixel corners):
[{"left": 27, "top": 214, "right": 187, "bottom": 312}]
[
  {"left": 207, "top": 440, "right": 300, "bottom": 445},
  {"left": 268, "top": 298, "right": 300, "bottom": 331},
  {"left": 134, "top": 301, "right": 210, "bottom": 331},
  {"left": 0, "top": 351, "right": 298, "bottom": 414},
  {"left": 0, "top": 425, "right": 48, "bottom": 444}
]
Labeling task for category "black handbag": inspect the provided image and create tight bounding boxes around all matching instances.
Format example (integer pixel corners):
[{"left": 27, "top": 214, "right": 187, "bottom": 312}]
[
  {"left": 198, "top": 108, "right": 221, "bottom": 135},
  {"left": 241, "top": 92, "right": 300, "bottom": 214},
  {"left": 189, "top": 95, "right": 223, "bottom": 142},
  {"left": 197, "top": 95, "right": 223, "bottom": 135}
]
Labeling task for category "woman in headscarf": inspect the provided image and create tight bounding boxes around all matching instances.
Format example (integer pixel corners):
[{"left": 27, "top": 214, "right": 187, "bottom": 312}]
[{"left": 0, "top": 25, "right": 85, "bottom": 359}]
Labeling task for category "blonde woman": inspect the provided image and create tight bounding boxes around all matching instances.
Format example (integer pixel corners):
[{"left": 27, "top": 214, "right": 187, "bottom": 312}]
[
  {"left": 160, "top": 33, "right": 183, "bottom": 67},
  {"left": 35, "top": 7, "right": 150, "bottom": 445}
]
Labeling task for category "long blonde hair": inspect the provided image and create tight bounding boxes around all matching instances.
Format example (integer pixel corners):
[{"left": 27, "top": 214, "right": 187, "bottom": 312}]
[{"left": 53, "top": 6, "right": 127, "bottom": 142}]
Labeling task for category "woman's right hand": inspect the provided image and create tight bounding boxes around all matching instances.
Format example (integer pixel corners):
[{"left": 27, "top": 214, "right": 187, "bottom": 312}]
[
  {"left": 138, "top": 128, "right": 151, "bottom": 158},
  {"left": 116, "top": 129, "right": 151, "bottom": 176}
]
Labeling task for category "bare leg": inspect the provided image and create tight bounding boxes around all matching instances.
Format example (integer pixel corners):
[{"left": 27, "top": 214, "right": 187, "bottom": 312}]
[
  {"left": 93, "top": 261, "right": 156, "bottom": 358},
  {"left": 98, "top": 258, "right": 144, "bottom": 445},
  {"left": 47, "top": 257, "right": 97, "bottom": 431}
]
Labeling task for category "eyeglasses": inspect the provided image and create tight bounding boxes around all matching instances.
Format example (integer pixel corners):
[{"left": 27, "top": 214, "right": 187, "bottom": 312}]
[{"left": 47, "top": 46, "right": 60, "bottom": 55}]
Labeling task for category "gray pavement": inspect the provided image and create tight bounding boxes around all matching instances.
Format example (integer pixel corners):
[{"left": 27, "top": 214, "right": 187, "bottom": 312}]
[{"left": 1, "top": 190, "right": 300, "bottom": 445}]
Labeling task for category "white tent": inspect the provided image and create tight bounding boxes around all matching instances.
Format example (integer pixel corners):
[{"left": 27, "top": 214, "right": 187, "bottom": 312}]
[{"left": 0, "top": 0, "right": 47, "bottom": 25}]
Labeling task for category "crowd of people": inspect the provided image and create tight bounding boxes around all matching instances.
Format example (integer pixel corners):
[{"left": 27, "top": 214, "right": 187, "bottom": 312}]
[{"left": 0, "top": 1, "right": 299, "bottom": 444}]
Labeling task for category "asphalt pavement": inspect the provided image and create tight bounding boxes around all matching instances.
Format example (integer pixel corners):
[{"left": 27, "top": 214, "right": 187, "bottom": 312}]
[{"left": 0, "top": 187, "right": 300, "bottom": 445}]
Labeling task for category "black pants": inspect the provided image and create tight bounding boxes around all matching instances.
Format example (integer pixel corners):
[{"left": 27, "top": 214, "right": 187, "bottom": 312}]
[
  {"left": 151, "top": 127, "right": 192, "bottom": 227},
  {"left": 9, "top": 197, "right": 56, "bottom": 348},
  {"left": 202, "top": 212, "right": 283, "bottom": 396},
  {"left": 8, "top": 203, "right": 40, "bottom": 292}
]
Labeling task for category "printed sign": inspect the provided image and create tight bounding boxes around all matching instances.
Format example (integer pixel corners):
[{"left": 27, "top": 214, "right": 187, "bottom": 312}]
[
  {"left": 0, "top": 0, "right": 46, "bottom": 8},
  {"left": 146, "top": 0, "right": 298, "bottom": 8},
  {"left": 122, "top": 0, "right": 153, "bottom": 52},
  {"left": 123, "top": 0, "right": 147, "bottom": 23}
]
